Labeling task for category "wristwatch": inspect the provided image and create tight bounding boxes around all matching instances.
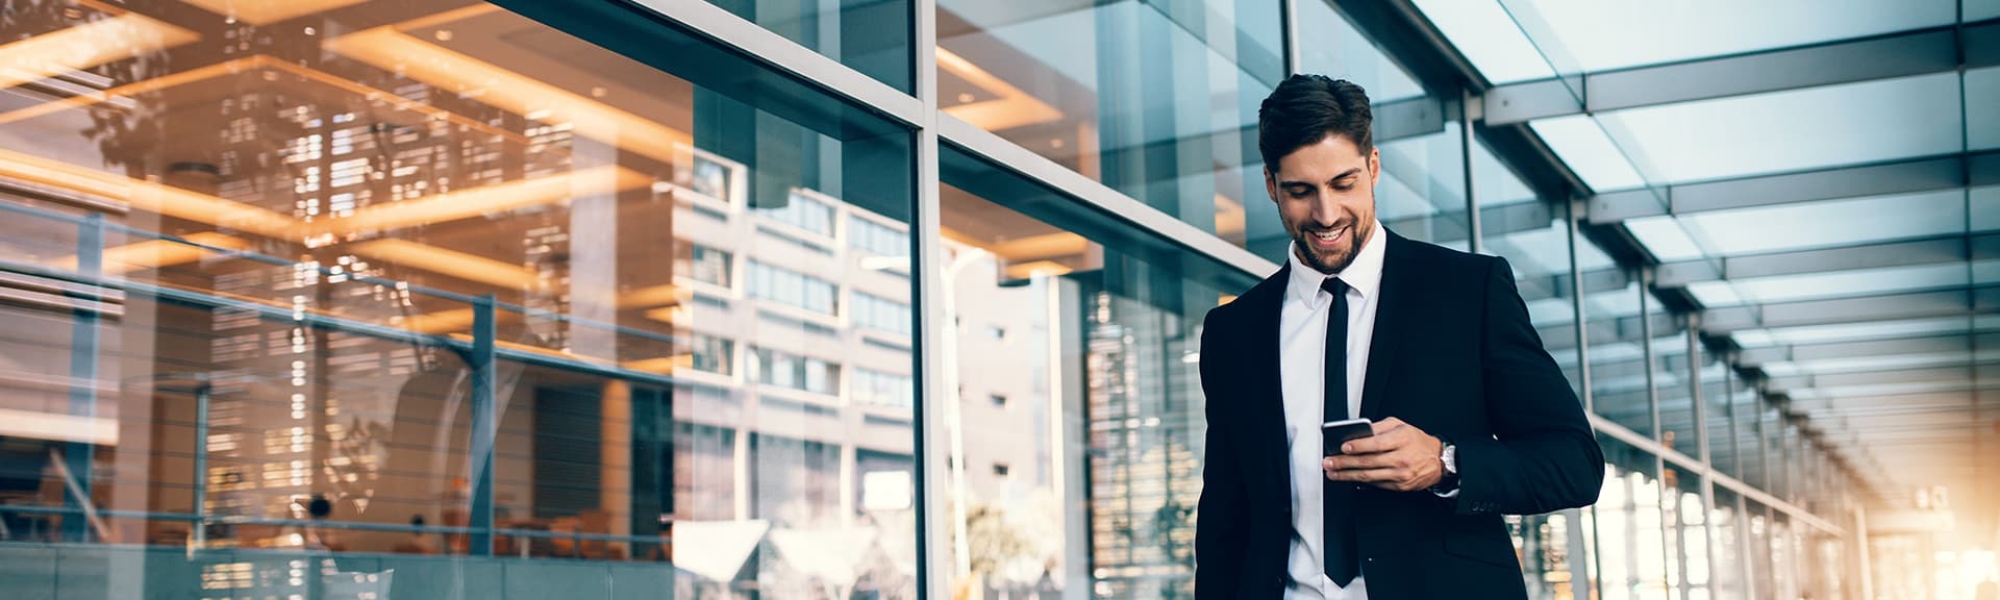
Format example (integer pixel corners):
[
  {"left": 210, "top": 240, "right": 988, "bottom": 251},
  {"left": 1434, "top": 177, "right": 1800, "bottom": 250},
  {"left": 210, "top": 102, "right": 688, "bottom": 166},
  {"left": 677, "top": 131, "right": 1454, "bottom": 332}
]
[{"left": 1431, "top": 435, "right": 1460, "bottom": 494}]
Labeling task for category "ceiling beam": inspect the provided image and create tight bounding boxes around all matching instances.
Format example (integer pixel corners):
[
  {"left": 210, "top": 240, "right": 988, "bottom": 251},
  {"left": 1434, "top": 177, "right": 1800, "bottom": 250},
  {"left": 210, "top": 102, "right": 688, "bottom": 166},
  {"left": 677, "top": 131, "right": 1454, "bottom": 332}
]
[
  {"left": 1485, "top": 19, "right": 2000, "bottom": 125},
  {"left": 1701, "top": 286, "right": 2000, "bottom": 334},
  {"left": 1737, "top": 332, "right": 1997, "bottom": 367},
  {"left": 1587, "top": 149, "right": 2000, "bottom": 224},
  {"left": 1657, "top": 232, "right": 2000, "bottom": 288}
]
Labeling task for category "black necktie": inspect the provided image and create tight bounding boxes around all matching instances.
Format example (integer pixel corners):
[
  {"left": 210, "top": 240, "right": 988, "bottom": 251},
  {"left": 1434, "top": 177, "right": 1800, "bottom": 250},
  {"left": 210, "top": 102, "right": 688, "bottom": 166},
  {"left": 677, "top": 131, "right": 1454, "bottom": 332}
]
[{"left": 1321, "top": 277, "right": 1360, "bottom": 586}]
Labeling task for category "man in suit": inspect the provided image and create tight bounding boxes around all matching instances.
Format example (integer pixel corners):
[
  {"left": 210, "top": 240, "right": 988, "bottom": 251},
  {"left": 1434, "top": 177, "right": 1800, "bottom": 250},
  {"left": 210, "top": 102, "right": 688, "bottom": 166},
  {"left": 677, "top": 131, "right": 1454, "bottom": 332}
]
[{"left": 1194, "top": 74, "right": 1604, "bottom": 599}]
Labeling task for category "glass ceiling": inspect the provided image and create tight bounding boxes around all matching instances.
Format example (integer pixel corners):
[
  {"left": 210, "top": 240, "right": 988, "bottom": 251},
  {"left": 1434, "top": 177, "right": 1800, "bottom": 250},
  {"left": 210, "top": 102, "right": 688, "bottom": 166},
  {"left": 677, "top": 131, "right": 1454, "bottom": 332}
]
[{"left": 1416, "top": 0, "right": 2000, "bottom": 506}]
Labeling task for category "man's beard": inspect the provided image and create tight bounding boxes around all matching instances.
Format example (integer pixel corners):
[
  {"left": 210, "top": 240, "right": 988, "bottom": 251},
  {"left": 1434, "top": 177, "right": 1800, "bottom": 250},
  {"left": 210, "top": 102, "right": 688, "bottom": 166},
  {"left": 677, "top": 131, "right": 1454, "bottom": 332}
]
[{"left": 1292, "top": 219, "right": 1371, "bottom": 275}]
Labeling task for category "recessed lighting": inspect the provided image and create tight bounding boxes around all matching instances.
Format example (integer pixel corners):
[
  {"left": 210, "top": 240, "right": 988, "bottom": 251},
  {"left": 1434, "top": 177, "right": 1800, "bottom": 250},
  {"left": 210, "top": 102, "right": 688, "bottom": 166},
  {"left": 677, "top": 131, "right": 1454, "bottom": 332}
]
[
  {"left": 956, "top": 93, "right": 974, "bottom": 104},
  {"left": 1050, "top": 138, "right": 1065, "bottom": 149}
]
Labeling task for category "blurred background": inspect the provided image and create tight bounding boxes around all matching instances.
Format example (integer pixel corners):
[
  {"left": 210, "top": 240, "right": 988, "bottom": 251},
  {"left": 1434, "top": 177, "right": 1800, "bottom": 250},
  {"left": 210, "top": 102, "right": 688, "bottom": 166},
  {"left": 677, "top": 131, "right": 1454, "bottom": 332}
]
[{"left": 0, "top": 0, "right": 1990, "bottom": 599}]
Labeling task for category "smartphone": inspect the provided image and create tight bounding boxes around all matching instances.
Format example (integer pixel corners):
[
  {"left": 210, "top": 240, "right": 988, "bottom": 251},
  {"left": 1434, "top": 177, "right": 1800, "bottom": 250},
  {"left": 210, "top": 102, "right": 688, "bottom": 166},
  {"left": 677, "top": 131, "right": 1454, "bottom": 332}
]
[{"left": 1321, "top": 417, "right": 1374, "bottom": 456}]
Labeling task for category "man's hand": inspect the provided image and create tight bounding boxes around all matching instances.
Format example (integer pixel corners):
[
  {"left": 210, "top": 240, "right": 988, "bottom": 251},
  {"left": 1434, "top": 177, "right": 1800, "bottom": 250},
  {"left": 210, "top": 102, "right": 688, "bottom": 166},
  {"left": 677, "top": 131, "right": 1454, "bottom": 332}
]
[{"left": 1323, "top": 418, "right": 1443, "bottom": 492}]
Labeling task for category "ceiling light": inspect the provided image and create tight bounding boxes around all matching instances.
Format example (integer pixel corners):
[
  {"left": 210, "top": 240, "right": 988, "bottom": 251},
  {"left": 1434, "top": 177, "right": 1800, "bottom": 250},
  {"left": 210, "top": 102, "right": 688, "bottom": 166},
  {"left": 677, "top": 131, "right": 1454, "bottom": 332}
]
[{"left": 0, "top": 12, "right": 198, "bottom": 90}]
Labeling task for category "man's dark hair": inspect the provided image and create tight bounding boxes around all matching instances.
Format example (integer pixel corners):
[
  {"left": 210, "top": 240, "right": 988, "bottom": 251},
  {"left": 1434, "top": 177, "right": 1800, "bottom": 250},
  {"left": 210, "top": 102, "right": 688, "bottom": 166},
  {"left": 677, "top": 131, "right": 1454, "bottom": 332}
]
[{"left": 1257, "top": 74, "right": 1374, "bottom": 169}]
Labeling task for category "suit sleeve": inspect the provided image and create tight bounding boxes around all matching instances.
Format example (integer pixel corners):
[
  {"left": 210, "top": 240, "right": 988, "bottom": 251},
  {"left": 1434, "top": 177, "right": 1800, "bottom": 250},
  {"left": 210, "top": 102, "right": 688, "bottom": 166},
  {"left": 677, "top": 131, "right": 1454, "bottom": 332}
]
[
  {"left": 1452, "top": 256, "right": 1606, "bottom": 516},
  {"left": 1194, "top": 310, "right": 1244, "bottom": 599}
]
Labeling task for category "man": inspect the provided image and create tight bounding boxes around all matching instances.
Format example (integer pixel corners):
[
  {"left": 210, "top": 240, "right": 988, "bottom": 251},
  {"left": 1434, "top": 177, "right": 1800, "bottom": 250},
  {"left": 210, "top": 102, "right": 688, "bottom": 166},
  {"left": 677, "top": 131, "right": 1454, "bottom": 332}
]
[{"left": 1194, "top": 74, "right": 1604, "bottom": 599}]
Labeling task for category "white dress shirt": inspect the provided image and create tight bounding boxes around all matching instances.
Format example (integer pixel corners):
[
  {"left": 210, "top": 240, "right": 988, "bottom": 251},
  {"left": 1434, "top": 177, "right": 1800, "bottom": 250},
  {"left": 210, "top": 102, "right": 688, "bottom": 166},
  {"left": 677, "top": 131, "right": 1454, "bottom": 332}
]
[{"left": 1278, "top": 224, "right": 1386, "bottom": 600}]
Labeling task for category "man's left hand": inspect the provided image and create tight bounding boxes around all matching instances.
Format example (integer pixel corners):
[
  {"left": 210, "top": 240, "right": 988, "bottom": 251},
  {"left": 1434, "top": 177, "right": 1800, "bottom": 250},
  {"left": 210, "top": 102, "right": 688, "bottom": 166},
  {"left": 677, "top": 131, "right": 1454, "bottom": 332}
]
[{"left": 1323, "top": 417, "right": 1443, "bottom": 492}]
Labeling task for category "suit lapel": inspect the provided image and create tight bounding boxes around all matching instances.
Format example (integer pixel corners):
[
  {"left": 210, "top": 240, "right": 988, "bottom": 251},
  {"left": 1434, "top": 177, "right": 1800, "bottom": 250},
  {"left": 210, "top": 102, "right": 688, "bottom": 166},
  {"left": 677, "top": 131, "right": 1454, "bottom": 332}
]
[{"left": 1359, "top": 232, "right": 1406, "bottom": 421}]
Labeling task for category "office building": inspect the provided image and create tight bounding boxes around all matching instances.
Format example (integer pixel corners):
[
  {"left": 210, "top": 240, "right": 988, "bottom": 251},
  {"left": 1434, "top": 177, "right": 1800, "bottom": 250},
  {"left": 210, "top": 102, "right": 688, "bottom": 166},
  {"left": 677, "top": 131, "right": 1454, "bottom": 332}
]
[{"left": 0, "top": 0, "right": 1991, "bottom": 599}]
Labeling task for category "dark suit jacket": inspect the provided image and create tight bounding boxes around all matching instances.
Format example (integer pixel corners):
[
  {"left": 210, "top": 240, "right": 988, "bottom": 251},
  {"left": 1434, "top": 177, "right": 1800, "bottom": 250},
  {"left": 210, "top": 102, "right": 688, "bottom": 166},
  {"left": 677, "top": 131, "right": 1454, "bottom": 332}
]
[{"left": 1194, "top": 230, "right": 1604, "bottom": 599}]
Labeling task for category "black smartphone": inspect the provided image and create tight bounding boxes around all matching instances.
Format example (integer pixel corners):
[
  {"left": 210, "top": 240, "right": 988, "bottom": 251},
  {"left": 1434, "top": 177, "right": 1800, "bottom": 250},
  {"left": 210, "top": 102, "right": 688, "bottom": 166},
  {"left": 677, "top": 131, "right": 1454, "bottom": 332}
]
[{"left": 1322, "top": 417, "right": 1375, "bottom": 456}]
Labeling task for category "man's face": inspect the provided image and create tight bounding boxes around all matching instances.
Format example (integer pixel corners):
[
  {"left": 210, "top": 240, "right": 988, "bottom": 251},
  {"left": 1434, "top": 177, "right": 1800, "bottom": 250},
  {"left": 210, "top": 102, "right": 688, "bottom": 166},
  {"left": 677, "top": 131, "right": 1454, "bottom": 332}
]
[{"left": 1265, "top": 134, "right": 1380, "bottom": 275}]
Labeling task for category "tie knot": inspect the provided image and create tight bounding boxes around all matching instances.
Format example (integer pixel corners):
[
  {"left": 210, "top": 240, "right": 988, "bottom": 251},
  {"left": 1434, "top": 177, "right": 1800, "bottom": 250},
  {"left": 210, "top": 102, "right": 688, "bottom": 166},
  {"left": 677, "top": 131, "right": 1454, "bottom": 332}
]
[{"left": 1320, "top": 277, "right": 1348, "bottom": 297}]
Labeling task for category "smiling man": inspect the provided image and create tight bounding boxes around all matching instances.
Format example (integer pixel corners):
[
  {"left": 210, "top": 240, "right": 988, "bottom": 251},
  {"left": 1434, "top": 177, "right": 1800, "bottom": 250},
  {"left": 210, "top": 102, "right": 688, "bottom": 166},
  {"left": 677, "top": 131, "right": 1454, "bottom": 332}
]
[{"left": 1193, "top": 74, "right": 1604, "bottom": 599}]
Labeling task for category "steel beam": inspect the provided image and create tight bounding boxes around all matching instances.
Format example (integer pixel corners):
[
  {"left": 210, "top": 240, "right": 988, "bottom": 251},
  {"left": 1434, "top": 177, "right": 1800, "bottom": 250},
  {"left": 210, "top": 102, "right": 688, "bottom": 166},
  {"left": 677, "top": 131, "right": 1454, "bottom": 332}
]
[
  {"left": 1485, "top": 21, "right": 2000, "bottom": 125},
  {"left": 1737, "top": 333, "right": 1995, "bottom": 367},
  {"left": 1658, "top": 233, "right": 2000, "bottom": 288},
  {"left": 1701, "top": 287, "right": 2000, "bottom": 333},
  {"left": 1589, "top": 150, "right": 1997, "bottom": 224}
]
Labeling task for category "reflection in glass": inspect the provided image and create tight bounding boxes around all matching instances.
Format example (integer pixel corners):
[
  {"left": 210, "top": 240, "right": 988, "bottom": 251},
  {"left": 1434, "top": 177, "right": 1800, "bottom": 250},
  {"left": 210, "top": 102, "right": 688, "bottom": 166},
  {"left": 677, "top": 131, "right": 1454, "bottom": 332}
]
[
  {"left": 0, "top": 1, "right": 916, "bottom": 596},
  {"left": 935, "top": 0, "right": 1283, "bottom": 247},
  {"left": 702, "top": 0, "right": 914, "bottom": 92},
  {"left": 934, "top": 144, "right": 1247, "bottom": 599}
]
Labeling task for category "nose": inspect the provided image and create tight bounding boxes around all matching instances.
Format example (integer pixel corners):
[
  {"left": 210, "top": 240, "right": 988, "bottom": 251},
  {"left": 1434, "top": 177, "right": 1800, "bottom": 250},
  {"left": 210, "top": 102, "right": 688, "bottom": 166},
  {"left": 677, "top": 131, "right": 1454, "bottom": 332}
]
[{"left": 1308, "top": 194, "right": 1342, "bottom": 228}]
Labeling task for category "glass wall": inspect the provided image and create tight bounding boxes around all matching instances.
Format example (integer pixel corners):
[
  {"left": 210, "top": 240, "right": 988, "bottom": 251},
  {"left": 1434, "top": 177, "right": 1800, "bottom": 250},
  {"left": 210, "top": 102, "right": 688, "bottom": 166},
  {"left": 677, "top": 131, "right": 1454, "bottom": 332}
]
[
  {"left": 0, "top": 0, "right": 1866, "bottom": 599},
  {"left": 0, "top": 0, "right": 918, "bottom": 596}
]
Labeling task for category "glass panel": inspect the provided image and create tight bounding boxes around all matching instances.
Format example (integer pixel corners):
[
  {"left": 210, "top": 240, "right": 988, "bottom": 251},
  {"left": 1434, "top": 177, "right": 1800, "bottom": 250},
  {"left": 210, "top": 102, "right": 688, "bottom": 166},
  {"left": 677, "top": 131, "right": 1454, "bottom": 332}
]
[
  {"left": 1588, "top": 435, "right": 1670, "bottom": 600},
  {"left": 1411, "top": 0, "right": 1560, "bottom": 85},
  {"left": 1699, "top": 355, "right": 1730, "bottom": 475},
  {"left": 1515, "top": 509, "right": 1586, "bottom": 599},
  {"left": 1675, "top": 189, "right": 1972, "bottom": 256},
  {"left": 1709, "top": 488, "right": 1746, "bottom": 600},
  {"left": 1659, "top": 465, "right": 1707, "bottom": 600},
  {"left": 1967, "top": 66, "right": 2000, "bottom": 151},
  {"left": 1650, "top": 297, "right": 1697, "bottom": 459},
  {"left": 1586, "top": 272, "right": 1648, "bottom": 434},
  {"left": 1974, "top": 0, "right": 2000, "bottom": 21},
  {"left": 1475, "top": 138, "right": 1580, "bottom": 397},
  {"left": 702, "top": 0, "right": 913, "bottom": 92},
  {"left": 1746, "top": 502, "right": 1774, "bottom": 599},
  {"left": 1376, "top": 122, "right": 1474, "bottom": 252},
  {"left": 0, "top": 0, "right": 917, "bottom": 595},
  {"left": 1685, "top": 262, "right": 1984, "bottom": 307},
  {"left": 933, "top": 144, "right": 1251, "bottom": 598},
  {"left": 1589, "top": 73, "right": 1964, "bottom": 185},
  {"left": 1530, "top": 115, "right": 1648, "bottom": 192},
  {"left": 935, "top": 0, "right": 1284, "bottom": 247},
  {"left": 1492, "top": 0, "right": 1956, "bottom": 73},
  {"left": 1295, "top": 1, "right": 1427, "bottom": 103}
]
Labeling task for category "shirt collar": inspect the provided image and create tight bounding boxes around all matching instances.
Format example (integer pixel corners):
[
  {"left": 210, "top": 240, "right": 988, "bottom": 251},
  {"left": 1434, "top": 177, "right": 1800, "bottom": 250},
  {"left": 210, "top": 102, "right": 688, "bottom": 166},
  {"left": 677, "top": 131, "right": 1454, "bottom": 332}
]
[{"left": 1286, "top": 222, "right": 1388, "bottom": 306}]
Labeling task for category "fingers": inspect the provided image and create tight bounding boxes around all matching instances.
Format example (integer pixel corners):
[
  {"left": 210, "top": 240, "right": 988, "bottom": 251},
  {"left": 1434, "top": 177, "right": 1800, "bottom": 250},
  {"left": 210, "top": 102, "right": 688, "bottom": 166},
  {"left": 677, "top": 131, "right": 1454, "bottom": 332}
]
[
  {"left": 1341, "top": 422, "right": 1409, "bottom": 455},
  {"left": 1323, "top": 466, "right": 1427, "bottom": 492},
  {"left": 1324, "top": 453, "right": 1402, "bottom": 471}
]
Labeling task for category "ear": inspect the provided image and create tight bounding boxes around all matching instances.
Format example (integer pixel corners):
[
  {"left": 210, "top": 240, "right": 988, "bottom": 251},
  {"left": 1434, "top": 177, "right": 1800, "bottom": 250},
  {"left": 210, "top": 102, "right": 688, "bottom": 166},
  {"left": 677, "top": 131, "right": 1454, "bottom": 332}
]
[
  {"left": 1367, "top": 147, "right": 1382, "bottom": 184},
  {"left": 1263, "top": 165, "right": 1279, "bottom": 203}
]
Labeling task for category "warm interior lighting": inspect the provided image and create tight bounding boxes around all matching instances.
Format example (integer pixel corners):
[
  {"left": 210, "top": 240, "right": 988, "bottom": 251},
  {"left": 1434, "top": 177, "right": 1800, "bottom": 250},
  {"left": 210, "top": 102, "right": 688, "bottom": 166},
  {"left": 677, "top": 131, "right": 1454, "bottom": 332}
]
[
  {"left": 53, "top": 232, "right": 250, "bottom": 274},
  {"left": 346, "top": 239, "right": 542, "bottom": 290},
  {"left": 0, "top": 408, "right": 118, "bottom": 445},
  {"left": 325, "top": 26, "right": 693, "bottom": 166},
  {"left": 0, "top": 147, "right": 296, "bottom": 236},
  {"left": 621, "top": 354, "right": 692, "bottom": 374},
  {"left": 1215, "top": 194, "right": 1246, "bottom": 237},
  {"left": 176, "top": 0, "right": 373, "bottom": 25},
  {"left": 621, "top": 284, "right": 691, "bottom": 310},
  {"left": 0, "top": 12, "right": 199, "bottom": 90},
  {"left": 935, "top": 47, "right": 1064, "bottom": 131},
  {"left": 990, "top": 231, "right": 1089, "bottom": 261},
  {"left": 642, "top": 305, "right": 689, "bottom": 326},
  {"left": 311, "top": 165, "right": 652, "bottom": 237},
  {"left": 399, "top": 308, "right": 476, "bottom": 334},
  {"left": 0, "top": 148, "right": 650, "bottom": 241},
  {"left": 0, "top": 56, "right": 531, "bottom": 153},
  {"left": 939, "top": 226, "right": 1090, "bottom": 262},
  {"left": 1004, "top": 260, "right": 1073, "bottom": 279}
]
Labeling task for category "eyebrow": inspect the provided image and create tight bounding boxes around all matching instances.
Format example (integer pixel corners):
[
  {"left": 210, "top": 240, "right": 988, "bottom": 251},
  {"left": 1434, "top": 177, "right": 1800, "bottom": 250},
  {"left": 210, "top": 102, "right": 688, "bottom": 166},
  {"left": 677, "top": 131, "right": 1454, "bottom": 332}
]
[{"left": 1278, "top": 167, "right": 1364, "bottom": 187}]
